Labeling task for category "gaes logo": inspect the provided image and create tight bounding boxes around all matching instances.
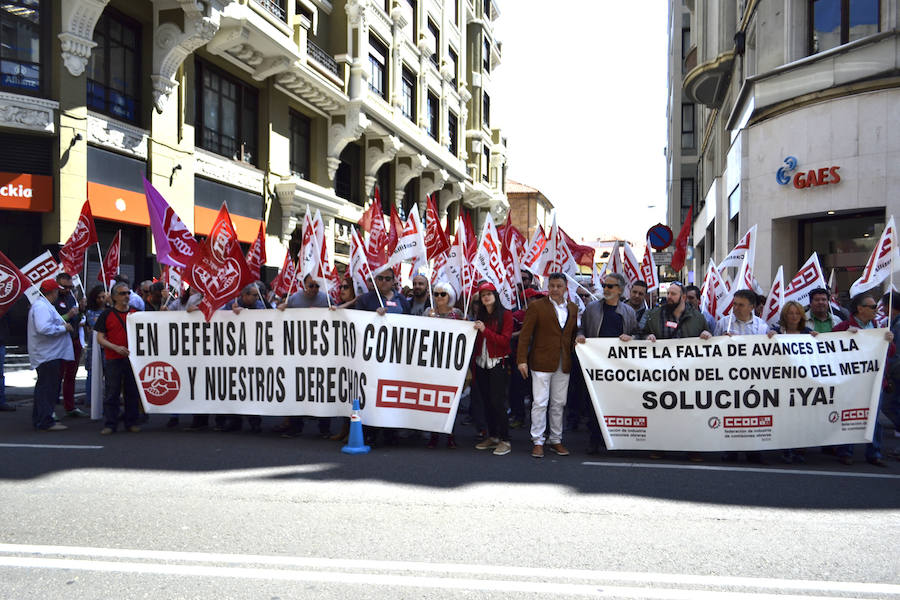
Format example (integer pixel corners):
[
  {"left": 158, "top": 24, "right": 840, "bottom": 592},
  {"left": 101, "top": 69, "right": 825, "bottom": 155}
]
[{"left": 776, "top": 156, "right": 841, "bottom": 189}]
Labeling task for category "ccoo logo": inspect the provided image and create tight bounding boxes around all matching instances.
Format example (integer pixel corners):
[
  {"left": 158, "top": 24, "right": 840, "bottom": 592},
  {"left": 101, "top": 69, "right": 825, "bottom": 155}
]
[{"left": 139, "top": 361, "right": 180, "bottom": 406}]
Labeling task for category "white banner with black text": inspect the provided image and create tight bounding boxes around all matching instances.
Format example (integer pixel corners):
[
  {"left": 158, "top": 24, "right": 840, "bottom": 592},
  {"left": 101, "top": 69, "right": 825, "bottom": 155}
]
[
  {"left": 127, "top": 309, "right": 476, "bottom": 433},
  {"left": 575, "top": 330, "right": 887, "bottom": 451}
]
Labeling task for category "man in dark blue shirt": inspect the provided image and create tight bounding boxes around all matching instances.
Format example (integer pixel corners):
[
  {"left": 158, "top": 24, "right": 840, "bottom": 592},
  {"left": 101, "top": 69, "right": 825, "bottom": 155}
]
[{"left": 355, "top": 268, "right": 409, "bottom": 314}]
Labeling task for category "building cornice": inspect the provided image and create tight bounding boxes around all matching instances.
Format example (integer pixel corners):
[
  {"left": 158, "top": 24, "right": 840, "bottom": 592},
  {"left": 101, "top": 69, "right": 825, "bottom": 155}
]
[{"left": 0, "top": 92, "right": 58, "bottom": 133}]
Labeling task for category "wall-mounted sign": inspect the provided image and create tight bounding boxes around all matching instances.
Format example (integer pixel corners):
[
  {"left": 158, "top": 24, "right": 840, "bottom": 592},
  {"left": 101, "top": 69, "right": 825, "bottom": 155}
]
[
  {"left": 0, "top": 172, "right": 52, "bottom": 212},
  {"left": 776, "top": 156, "right": 840, "bottom": 189}
]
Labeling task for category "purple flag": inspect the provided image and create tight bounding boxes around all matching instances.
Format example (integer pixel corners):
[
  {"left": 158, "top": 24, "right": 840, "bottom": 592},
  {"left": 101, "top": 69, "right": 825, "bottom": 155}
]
[{"left": 143, "top": 176, "right": 199, "bottom": 268}]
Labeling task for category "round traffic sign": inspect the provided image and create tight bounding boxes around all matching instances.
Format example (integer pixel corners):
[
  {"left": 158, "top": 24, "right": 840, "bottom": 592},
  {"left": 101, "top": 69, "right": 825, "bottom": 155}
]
[{"left": 647, "top": 223, "right": 674, "bottom": 250}]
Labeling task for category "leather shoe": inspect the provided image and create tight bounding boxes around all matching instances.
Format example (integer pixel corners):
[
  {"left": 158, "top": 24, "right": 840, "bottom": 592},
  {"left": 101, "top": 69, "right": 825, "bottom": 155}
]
[
  {"left": 867, "top": 457, "right": 888, "bottom": 468},
  {"left": 531, "top": 444, "right": 544, "bottom": 458},
  {"left": 839, "top": 456, "right": 854, "bottom": 466},
  {"left": 548, "top": 443, "right": 570, "bottom": 456}
]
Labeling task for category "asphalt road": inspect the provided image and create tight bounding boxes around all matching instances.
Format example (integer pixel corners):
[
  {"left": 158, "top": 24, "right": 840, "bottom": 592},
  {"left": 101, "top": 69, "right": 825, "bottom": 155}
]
[{"left": 1, "top": 404, "right": 898, "bottom": 599}]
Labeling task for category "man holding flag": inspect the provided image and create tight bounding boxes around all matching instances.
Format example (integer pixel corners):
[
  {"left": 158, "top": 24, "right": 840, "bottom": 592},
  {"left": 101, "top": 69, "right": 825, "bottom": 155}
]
[{"left": 28, "top": 279, "right": 75, "bottom": 431}]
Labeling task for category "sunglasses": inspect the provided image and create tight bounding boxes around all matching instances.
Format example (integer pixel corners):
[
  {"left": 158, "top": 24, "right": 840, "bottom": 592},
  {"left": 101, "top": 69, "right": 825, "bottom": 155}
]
[
  {"left": 860, "top": 303, "right": 877, "bottom": 309},
  {"left": 115, "top": 291, "right": 130, "bottom": 296},
  {"left": 602, "top": 283, "right": 618, "bottom": 289},
  {"left": 340, "top": 284, "right": 351, "bottom": 290},
  {"left": 376, "top": 275, "right": 393, "bottom": 281},
  {"left": 433, "top": 292, "right": 448, "bottom": 297},
  {"left": 306, "top": 282, "right": 319, "bottom": 288},
  {"left": 578, "top": 294, "right": 592, "bottom": 300}
]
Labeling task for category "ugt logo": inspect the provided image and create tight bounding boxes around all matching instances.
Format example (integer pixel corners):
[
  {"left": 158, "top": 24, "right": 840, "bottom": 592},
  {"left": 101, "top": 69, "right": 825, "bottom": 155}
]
[{"left": 139, "top": 361, "right": 181, "bottom": 406}]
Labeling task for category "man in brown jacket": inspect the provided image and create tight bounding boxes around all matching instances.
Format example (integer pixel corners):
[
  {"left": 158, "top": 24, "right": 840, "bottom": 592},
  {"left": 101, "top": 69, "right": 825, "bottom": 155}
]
[{"left": 517, "top": 273, "right": 579, "bottom": 458}]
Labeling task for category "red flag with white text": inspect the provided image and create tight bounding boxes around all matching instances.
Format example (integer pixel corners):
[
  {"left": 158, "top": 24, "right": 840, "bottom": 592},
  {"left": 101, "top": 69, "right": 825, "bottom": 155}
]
[
  {"left": 670, "top": 206, "right": 692, "bottom": 272},
  {"left": 184, "top": 203, "right": 254, "bottom": 321},
  {"left": 0, "top": 250, "right": 33, "bottom": 318},
  {"left": 98, "top": 230, "right": 121, "bottom": 286},
  {"left": 424, "top": 194, "right": 450, "bottom": 260},
  {"left": 472, "top": 213, "right": 516, "bottom": 309},
  {"left": 245, "top": 222, "right": 266, "bottom": 281},
  {"left": 762, "top": 266, "right": 784, "bottom": 325}
]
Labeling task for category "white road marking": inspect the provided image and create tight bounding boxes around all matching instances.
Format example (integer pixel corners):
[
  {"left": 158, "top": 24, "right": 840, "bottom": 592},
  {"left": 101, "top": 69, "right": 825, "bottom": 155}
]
[
  {"left": 0, "top": 443, "right": 103, "bottom": 450},
  {"left": 0, "top": 544, "right": 897, "bottom": 598},
  {"left": 582, "top": 461, "right": 900, "bottom": 480}
]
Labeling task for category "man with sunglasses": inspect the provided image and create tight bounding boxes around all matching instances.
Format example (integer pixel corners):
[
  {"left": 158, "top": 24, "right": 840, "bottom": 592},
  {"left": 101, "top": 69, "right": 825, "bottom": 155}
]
[
  {"left": 355, "top": 268, "right": 409, "bottom": 315},
  {"left": 576, "top": 273, "right": 638, "bottom": 454},
  {"left": 832, "top": 293, "right": 894, "bottom": 467},
  {"left": 94, "top": 282, "right": 141, "bottom": 435},
  {"left": 53, "top": 272, "right": 88, "bottom": 418}
]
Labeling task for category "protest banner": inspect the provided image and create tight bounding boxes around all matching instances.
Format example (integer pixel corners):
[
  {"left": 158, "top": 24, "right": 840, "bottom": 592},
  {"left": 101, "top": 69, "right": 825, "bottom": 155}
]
[
  {"left": 575, "top": 330, "right": 887, "bottom": 451},
  {"left": 127, "top": 309, "right": 476, "bottom": 433}
]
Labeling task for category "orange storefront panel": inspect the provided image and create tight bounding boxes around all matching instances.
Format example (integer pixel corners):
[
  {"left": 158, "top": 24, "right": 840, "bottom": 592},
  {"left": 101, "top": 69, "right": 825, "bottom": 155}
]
[
  {"left": 194, "top": 205, "right": 262, "bottom": 244},
  {"left": 0, "top": 172, "right": 52, "bottom": 212},
  {"left": 87, "top": 181, "right": 150, "bottom": 226}
]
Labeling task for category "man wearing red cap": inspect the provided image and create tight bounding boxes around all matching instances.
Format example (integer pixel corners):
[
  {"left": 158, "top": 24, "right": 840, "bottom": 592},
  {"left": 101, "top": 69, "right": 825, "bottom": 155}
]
[
  {"left": 516, "top": 273, "right": 578, "bottom": 458},
  {"left": 27, "top": 279, "right": 75, "bottom": 431}
]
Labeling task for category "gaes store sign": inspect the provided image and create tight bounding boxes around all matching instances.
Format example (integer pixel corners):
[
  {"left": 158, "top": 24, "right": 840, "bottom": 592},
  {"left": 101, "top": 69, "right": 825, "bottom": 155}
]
[{"left": 776, "top": 156, "right": 840, "bottom": 189}]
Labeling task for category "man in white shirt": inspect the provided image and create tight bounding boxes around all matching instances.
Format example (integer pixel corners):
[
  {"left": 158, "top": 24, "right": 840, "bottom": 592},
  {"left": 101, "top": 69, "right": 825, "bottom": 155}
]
[
  {"left": 28, "top": 279, "right": 75, "bottom": 431},
  {"left": 714, "top": 289, "right": 770, "bottom": 336}
]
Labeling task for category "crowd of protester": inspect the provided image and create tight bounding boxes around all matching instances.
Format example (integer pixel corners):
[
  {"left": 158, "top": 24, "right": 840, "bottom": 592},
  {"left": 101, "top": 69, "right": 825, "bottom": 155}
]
[{"left": 13, "top": 266, "right": 900, "bottom": 467}]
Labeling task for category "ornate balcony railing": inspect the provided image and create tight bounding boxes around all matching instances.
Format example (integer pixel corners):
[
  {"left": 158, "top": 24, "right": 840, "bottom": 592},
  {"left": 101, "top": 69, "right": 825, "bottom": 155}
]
[
  {"left": 307, "top": 39, "right": 339, "bottom": 77},
  {"left": 253, "top": 0, "right": 286, "bottom": 22}
]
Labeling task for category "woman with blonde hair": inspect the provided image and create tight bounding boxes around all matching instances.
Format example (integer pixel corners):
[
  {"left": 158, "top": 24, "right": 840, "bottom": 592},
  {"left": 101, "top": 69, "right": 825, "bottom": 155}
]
[{"left": 768, "top": 300, "right": 817, "bottom": 463}]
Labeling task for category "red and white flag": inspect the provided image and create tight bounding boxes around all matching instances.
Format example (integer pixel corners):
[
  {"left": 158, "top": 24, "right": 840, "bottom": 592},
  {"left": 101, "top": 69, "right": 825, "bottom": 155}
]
[
  {"left": 784, "top": 252, "right": 827, "bottom": 307},
  {"left": 424, "top": 194, "right": 450, "bottom": 261},
  {"left": 640, "top": 240, "right": 659, "bottom": 292},
  {"left": 298, "top": 209, "right": 322, "bottom": 285},
  {"left": 700, "top": 259, "right": 733, "bottom": 320},
  {"left": 59, "top": 200, "right": 99, "bottom": 275},
  {"left": 443, "top": 218, "right": 473, "bottom": 298},
  {"left": 98, "top": 230, "right": 121, "bottom": 287},
  {"left": 0, "top": 250, "right": 33, "bottom": 318},
  {"left": 522, "top": 225, "right": 548, "bottom": 274},
  {"left": 472, "top": 213, "right": 516, "bottom": 309},
  {"left": 850, "top": 216, "right": 900, "bottom": 298},
  {"left": 361, "top": 194, "right": 389, "bottom": 268},
  {"left": 591, "top": 262, "right": 604, "bottom": 292},
  {"left": 162, "top": 264, "right": 184, "bottom": 293},
  {"left": 271, "top": 253, "right": 296, "bottom": 297},
  {"left": 671, "top": 207, "right": 692, "bottom": 272},
  {"left": 383, "top": 209, "right": 428, "bottom": 272},
  {"left": 349, "top": 227, "right": 373, "bottom": 297},
  {"left": 719, "top": 224, "right": 757, "bottom": 270},
  {"left": 245, "top": 222, "right": 266, "bottom": 281},
  {"left": 732, "top": 248, "right": 756, "bottom": 293},
  {"left": 762, "top": 266, "right": 784, "bottom": 326},
  {"left": 622, "top": 242, "right": 642, "bottom": 288},
  {"left": 184, "top": 203, "right": 254, "bottom": 321},
  {"left": 608, "top": 241, "right": 624, "bottom": 276},
  {"left": 20, "top": 251, "right": 62, "bottom": 304}
]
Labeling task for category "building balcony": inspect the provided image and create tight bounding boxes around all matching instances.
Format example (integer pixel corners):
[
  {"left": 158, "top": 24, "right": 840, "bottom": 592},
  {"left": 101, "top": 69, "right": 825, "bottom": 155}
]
[
  {"left": 307, "top": 39, "right": 339, "bottom": 78},
  {"left": 683, "top": 50, "right": 734, "bottom": 108},
  {"left": 252, "top": 0, "right": 287, "bottom": 22}
]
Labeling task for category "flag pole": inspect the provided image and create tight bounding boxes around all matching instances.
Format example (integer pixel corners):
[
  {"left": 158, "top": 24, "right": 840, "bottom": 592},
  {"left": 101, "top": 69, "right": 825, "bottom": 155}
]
[
  {"left": 890, "top": 215, "right": 895, "bottom": 328},
  {"left": 95, "top": 242, "right": 106, "bottom": 294}
]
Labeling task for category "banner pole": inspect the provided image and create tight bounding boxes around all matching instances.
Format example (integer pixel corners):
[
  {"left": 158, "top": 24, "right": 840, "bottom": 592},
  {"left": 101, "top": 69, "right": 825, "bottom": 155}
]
[
  {"left": 96, "top": 242, "right": 107, "bottom": 294},
  {"left": 890, "top": 214, "right": 895, "bottom": 327}
]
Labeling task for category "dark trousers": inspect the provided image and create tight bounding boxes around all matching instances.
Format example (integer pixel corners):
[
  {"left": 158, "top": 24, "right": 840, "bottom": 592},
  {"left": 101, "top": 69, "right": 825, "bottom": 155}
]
[
  {"left": 475, "top": 363, "right": 509, "bottom": 441},
  {"left": 103, "top": 357, "right": 140, "bottom": 430},
  {"left": 59, "top": 338, "right": 81, "bottom": 411},
  {"left": 566, "top": 353, "right": 588, "bottom": 427},
  {"left": 33, "top": 359, "right": 62, "bottom": 429}
]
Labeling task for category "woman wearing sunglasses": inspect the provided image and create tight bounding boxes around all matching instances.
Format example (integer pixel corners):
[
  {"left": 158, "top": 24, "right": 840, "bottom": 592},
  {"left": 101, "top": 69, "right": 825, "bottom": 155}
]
[{"left": 425, "top": 282, "right": 463, "bottom": 448}]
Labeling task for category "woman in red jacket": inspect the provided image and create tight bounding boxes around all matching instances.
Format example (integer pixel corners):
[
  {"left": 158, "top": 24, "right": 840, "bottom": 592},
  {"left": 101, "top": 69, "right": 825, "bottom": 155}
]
[{"left": 472, "top": 283, "right": 514, "bottom": 456}]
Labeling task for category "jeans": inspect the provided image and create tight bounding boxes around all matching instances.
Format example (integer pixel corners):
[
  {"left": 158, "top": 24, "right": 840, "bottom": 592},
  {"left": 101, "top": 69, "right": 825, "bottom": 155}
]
[
  {"left": 33, "top": 359, "right": 62, "bottom": 429},
  {"left": 102, "top": 357, "right": 140, "bottom": 430}
]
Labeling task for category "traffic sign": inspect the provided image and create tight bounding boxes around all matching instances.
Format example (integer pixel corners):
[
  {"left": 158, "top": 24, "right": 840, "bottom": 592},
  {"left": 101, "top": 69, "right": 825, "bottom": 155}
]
[{"left": 647, "top": 224, "right": 674, "bottom": 250}]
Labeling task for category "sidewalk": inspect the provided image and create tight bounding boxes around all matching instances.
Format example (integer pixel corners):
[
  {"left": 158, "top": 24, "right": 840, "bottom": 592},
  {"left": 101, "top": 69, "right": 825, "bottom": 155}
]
[{"left": 3, "top": 366, "right": 87, "bottom": 402}]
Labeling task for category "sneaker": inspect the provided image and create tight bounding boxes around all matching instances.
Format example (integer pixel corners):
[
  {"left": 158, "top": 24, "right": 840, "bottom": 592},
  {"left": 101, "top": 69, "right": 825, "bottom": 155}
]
[
  {"left": 475, "top": 437, "right": 499, "bottom": 450},
  {"left": 41, "top": 423, "right": 68, "bottom": 432},
  {"left": 548, "top": 443, "right": 570, "bottom": 456},
  {"left": 531, "top": 444, "right": 544, "bottom": 458},
  {"left": 66, "top": 408, "right": 88, "bottom": 418},
  {"left": 127, "top": 426, "right": 141, "bottom": 433},
  {"left": 100, "top": 427, "right": 113, "bottom": 435},
  {"left": 493, "top": 440, "right": 511, "bottom": 456}
]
